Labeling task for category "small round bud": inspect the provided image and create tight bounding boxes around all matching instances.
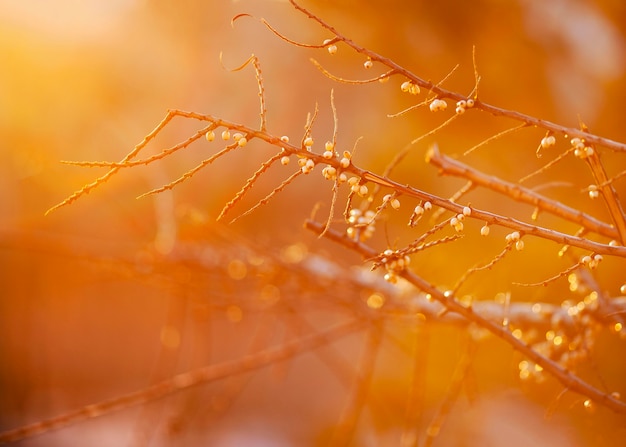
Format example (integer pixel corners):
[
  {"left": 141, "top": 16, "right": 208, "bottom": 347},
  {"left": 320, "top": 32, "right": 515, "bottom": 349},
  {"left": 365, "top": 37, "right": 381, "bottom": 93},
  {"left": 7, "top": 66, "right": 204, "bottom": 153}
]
[
  {"left": 280, "top": 135, "right": 290, "bottom": 143},
  {"left": 541, "top": 135, "right": 556, "bottom": 149},
  {"left": 480, "top": 225, "right": 490, "bottom": 236},
  {"left": 506, "top": 231, "right": 520, "bottom": 242},
  {"left": 221, "top": 130, "right": 231, "bottom": 140},
  {"left": 462, "top": 206, "right": 471, "bottom": 216},
  {"left": 324, "top": 40, "right": 337, "bottom": 54},
  {"left": 423, "top": 201, "right": 432, "bottom": 211},
  {"left": 466, "top": 99, "right": 475, "bottom": 108},
  {"left": 583, "top": 399, "right": 595, "bottom": 413},
  {"left": 205, "top": 130, "right": 215, "bottom": 142},
  {"left": 280, "top": 156, "right": 290, "bottom": 165},
  {"left": 455, "top": 106, "right": 466, "bottom": 115},
  {"left": 304, "top": 137, "right": 314, "bottom": 147},
  {"left": 363, "top": 60, "right": 373, "bottom": 69},
  {"left": 237, "top": 137, "right": 247, "bottom": 147},
  {"left": 301, "top": 158, "right": 315, "bottom": 174},
  {"left": 322, "top": 165, "right": 337, "bottom": 180},
  {"left": 429, "top": 99, "right": 448, "bottom": 112},
  {"left": 384, "top": 272, "right": 398, "bottom": 284}
]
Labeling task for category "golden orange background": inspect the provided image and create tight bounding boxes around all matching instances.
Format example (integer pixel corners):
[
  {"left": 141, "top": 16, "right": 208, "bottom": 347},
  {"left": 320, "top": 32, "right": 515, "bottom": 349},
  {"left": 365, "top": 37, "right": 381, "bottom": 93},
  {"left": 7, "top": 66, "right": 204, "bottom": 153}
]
[{"left": 1, "top": 1, "right": 625, "bottom": 445}]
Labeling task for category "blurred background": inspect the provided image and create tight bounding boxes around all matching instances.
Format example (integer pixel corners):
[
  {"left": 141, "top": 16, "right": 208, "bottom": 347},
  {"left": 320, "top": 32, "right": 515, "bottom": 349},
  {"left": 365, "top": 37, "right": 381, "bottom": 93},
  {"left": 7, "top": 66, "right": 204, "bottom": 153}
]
[{"left": 1, "top": 0, "right": 625, "bottom": 445}]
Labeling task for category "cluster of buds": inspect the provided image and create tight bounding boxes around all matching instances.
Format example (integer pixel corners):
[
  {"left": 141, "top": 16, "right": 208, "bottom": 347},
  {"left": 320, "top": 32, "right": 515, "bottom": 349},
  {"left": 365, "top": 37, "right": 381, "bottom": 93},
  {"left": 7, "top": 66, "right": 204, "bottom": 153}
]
[
  {"left": 505, "top": 231, "right": 525, "bottom": 251},
  {"left": 298, "top": 157, "right": 315, "bottom": 174},
  {"left": 323, "top": 39, "right": 337, "bottom": 55},
  {"left": 279, "top": 136, "right": 291, "bottom": 165},
  {"left": 571, "top": 137, "right": 595, "bottom": 159},
  {"left": 429, "top": 98, "right": 448, "bottom": 112},
  {"left": 233, "top": 132, "right": 247, "bottom": 147},
  {"left": 382, "top": 194, "right": 401, "bottom": 211},
  {"left": 518, "top": 359, "right": 545, "bottom": 382},
  {"left": 400, "top": 80, "right": 420, "bottom": 95},
  {"left": 321, "top": 165, "right": 340, "bottom": 181},
  {"left": 449, "top": 206, "right": 471, "bottom": 233},
  {"left": 348, "top": 176, "right": 369, "bottom": 197},
  {"left": 379, "top": 248, "right": 411, "bottom": 284},
  {"left": 346, "top": 208, "right": 376, "bottom": 241},
  {"left": 455, "top": 98, "right": 475, "bottom": 115},
  {"left": 322, "top": 141, "right": 335, "bottom": 159},
  {"left": 408, "top": 201, "right": 432, "bottom": 226},
  {"left": 303, "top": 136, "right": 314, "bottom": 150},
  {"left": 517, "top": 293, "right": 602, "bottom": 383},
  {"left": 581, "top": 254, "right": 603, "bottom": 270}
]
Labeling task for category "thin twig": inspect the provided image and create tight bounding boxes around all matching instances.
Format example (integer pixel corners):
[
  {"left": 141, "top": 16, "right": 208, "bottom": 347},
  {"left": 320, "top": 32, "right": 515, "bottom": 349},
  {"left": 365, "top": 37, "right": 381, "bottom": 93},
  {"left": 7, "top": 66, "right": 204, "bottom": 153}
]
[
  {"left": 229, "top": 170, "right": 303, "bottom": 224},
  {"left": 217, "top": 151, "right": 284, "bottom": 222},
  {"left": 45, "top": 111, "right": 179, "bottom": 215}
]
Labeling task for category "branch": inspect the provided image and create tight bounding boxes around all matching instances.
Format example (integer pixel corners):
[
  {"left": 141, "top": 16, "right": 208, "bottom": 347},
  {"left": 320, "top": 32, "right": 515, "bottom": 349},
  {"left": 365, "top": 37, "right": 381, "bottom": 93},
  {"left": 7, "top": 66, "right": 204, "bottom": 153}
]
[
  {"left": 304, "top": 219, "right": 626, "bottom": 414},
  {"left": 287, "top": 0, "right": 626, "bottom": 153},
  {"left": 427, "top": 145, "right": 619, "bottom": 240}
]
